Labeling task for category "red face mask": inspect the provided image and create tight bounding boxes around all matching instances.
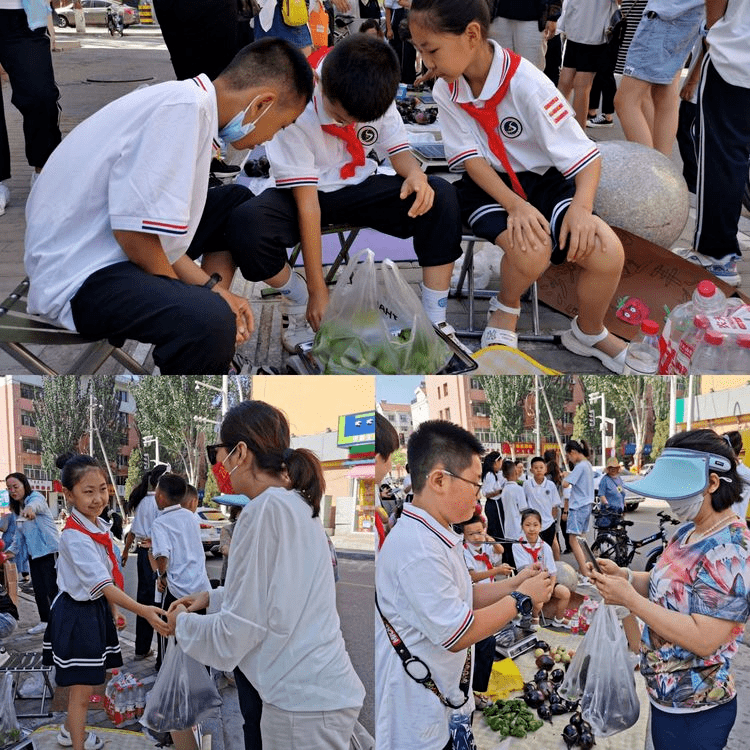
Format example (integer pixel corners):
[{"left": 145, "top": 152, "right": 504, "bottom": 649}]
[{"left": 211, "top": 445, "right": 238, "bottom": 494}]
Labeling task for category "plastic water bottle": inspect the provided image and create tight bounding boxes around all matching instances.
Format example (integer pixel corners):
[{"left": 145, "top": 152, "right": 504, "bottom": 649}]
[
  {"left": 691, "top": 331, "right": 726, "bottom": 373},
  {"left": 674, "top": 315, "right": 709, "bottom": 374},
  {"left": 135, "top": 680, "right": 145, "bottom": 718},
  {"left": 693, "top": 280, "right": 728, "bottom": 315},
  {"left": 623, "top": 319, "right": 660, "bottom": 374},
  {"left": 729, "top": 335, "right": 750, "bottom": 373}
]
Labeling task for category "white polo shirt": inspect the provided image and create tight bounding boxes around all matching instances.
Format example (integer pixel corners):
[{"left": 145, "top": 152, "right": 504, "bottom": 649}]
[
  {"left": 523, "top": 477, "right": 562, "bottom": 531},
  {"left": 434, "top": 41, "right": 600, "bottom": 180},
  {"left": 175, "top": 487, "right": 364, "bottom": 712},
  {"left": 501, "top": 481, "right": 527, "bottom": 542},
  {"left": 150, "top": 504, "right": 210, "bottom": 599},
  {"left": 56, "top": 509, "right": 117, "bottom": 601},
  {"left": 463, "top": 542, "right": 502, "bottom": 584},
  {"left": 375, "top": 504, "right": 475, "bottom": 750},
  {"left": 513, "top": 537, "right": 557, "bottom": 574},
  {"left": 25, "top": 75, "right": 218, "bottom": 330},
  {"left": 707, "top": 0, "right": 750, "bottom": 88},
  {"left": 481, "top": 471, "right": 501, "bottom": 499},
  {"left": 129, "top": 493, "right": 158, "bottom": 539},
  {"left": 266, "top": 80, "right": 412, "bottom": 193}
]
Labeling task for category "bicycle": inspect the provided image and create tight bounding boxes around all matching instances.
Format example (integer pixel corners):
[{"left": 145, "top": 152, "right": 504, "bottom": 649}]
[{"left": 591, "top": 509, "right": 680, "bottom": 571}]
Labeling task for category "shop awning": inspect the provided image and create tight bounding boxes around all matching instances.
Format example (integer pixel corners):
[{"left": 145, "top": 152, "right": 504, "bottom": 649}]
[{"left": 348, "top": 464, "right": 375, "bottom": 479}]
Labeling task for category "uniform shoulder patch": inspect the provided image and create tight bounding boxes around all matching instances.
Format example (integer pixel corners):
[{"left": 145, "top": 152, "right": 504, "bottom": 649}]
[{"left": 542, "top": 95, "right": 571, "bottom": 128}]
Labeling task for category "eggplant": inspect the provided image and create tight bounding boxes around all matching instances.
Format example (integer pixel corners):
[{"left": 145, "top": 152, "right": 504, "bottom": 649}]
[
  {"left": 570, "top": 712, "right": 585, "bottom": 729},
  {"left": 548, "top": 691, "right": 562, "bottom": 704},
  {"left": 579, "top": 730, "right": 596, "bottom": 749},
  {"left": 550, "top": 702, "right": 569, "bottom": 715},
  {"left": 534, "top": 669, "right": 548, "bottom": 683},
  {"left": 561, "top": 724, "right": 579, "bottom": 748},
  {"left": 564, "top": 699, "right": 580, "bottom": 713},
  {"left": 522, "top": 681, "right": 537, "bottom": 693},
  {"left": 535, "top": 653, "right": 555, "bottom": 671},
  {"left": 536, "top": 640, "right": 550, "bottom": 652},
  {"left": 523, "top": 690, "right": 546, "bottom": 708},
  {"left": 580, "top": 720, "right": 593, "bottom": 735},
  {"left": 550, "top": 668, "right": 565, "bottom": 685},
  {"left": 537, "top": 680, "right": 553, "bottom": 698},
  {"left": 537, "top": 704, "right": 553, "bottom": 723}
]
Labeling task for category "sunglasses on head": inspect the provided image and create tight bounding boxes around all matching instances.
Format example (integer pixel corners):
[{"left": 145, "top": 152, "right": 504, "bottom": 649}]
[{"left": 206, "top": 443, "right": 234, "bottom": 466}]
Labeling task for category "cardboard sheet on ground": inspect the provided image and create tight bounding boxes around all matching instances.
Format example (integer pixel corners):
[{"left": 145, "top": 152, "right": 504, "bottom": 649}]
[
  {"left": 474, "top": 626, "right": 649, "bottom": 750},
  {"left": 30, "top": 725, "right": 157, "bottom": 749},
  {"left": 474, "top": 345, "right": 561, "bottom": 375},
  {"left": 537, "top": 228, "right": 750, "bottom": 342}
]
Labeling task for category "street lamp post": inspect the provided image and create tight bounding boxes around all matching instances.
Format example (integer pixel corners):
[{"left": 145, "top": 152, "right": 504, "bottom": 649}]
[
  {"left": 142, "top": 435, "right": 161, "bottom": 465},
  {"left": 588, "top": 392, "right": 607, "bottom": 466}
]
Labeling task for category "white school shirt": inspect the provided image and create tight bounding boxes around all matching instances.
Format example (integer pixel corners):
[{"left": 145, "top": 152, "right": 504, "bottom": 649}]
[
  {"left": 707, "top": 0, "right": 750, "bottom": 88},
  {"left": 150, "top": 505, "right": 210, "bottom": 599},
  {"left": 501, "top": 481, "right": 527, "bottom": 542},
  {"left": 175, "top": 487, "right": 364, "bottom": 712},
  {"left": 523, "top": 477, "right": 562, "bottom": 531},
  {"left": 463, "top": 542, "right": 503, "bottom": 584},
  {"left": 434, "top": 41, "right": 600, "bottom": 180},
  {"left": 56, "top": 509, "right": 118, "bottom": 601},
  {"left": 513, "top": 536, "right": 557, "bottom": 575},
  {"left": 25, "top": 75, "right": 219, "bottom": 331},
  {"left": 375, "top": 505, "right": 475, "bottom": 750},
  {"left": 481, "top": 471, "right": 501, "bottom": 499},
  {"left": 129, "top": 493, "right": 158, "bottom": 539},
  {"left": 266, "top": 83, "right": 412, "bottom": 193}
]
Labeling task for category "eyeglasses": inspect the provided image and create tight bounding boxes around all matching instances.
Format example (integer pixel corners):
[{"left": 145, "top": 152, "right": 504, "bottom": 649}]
[
  {"left": 206, "top": 443, "right": 233, "bottom": 466},
  {"left": 428, "top": 469, "right": 483, "bottom": 497}
]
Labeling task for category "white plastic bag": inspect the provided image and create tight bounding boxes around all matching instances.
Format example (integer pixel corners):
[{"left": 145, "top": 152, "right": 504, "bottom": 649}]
[
  {"left": 141, "top": 639, "right": 222, "bottom": 732},
  {"left": 312, "top": 249, "right": 452, "bottom": 374},
  {"left": 558, "top": 604, "right": 639, "bottom": 737},
  {"left": 0, "top": 673, "right": 21, "bottom": 746}
]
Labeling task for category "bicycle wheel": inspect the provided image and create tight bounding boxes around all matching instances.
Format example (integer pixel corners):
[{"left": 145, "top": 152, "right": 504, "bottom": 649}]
[
  {"left": 591, "top": 534, "right": 619, "bottom": 563},
  {"left": 645, "top": 547, "right": 663, "bottom": 572}
]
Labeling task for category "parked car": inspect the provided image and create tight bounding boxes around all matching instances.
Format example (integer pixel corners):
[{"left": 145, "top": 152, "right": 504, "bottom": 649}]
[
  {"left": 56, "top": 0, "right": 138, "bottom": 28},
  {"left": 196, "top": 506, "right": 229, "bottom": 556}
]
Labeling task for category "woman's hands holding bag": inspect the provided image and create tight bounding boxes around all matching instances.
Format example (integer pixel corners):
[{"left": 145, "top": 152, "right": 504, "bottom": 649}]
[{"left": 166, "top": 590, "right": 211, "bottom": 634}]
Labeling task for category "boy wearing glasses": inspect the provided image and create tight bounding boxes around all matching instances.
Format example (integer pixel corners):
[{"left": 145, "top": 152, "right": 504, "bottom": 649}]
[{"left": 375, "top": 420, "right": 553, "bottom": 750}]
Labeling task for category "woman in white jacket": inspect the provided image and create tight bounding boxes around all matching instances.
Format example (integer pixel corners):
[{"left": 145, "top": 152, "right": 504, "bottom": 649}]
[{"left": 167, "top": 400, "right": 364, "bottom": 750}]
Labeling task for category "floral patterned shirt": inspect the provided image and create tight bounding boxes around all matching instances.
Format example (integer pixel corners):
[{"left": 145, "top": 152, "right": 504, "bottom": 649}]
[{"left": 641, "top": 520, "right": 750, "bottom": 709}]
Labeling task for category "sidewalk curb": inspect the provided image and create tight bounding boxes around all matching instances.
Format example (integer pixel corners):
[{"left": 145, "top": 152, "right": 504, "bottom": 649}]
[{"left": 335, "top": 549, "right": 375, "bottom": 561}]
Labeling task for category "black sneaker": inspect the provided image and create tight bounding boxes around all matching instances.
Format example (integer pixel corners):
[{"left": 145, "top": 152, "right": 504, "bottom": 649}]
[{"left": 210, "top": 157, "right": 241, "bottom": 174}]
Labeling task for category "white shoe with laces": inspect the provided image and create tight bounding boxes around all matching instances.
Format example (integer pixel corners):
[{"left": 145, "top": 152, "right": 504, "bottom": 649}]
[
  {"left": 280, "top": 299, "right": 314, "bottom": 353},
  {"left": 57, "top": 725, "right": 104, "bottom": 749},
  {"left": 27, "top": 622, "right": 47, "bottom": 635},
  {"left": 0, "top": 183, "right": 9, "bottom": 216}
]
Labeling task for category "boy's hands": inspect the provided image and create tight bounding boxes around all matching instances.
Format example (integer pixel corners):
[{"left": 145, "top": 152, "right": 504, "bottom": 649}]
[
  {"left": 505, "top": 200, "right": 550, "bottom": 253},
  {"left": 516, "top": 568, "right": 554, "bottom": 605},
  {"left": 560, "top": 203, "right": 600, "bottom": 262},
  {"left": 400, "top": 171, "right": 434, "bottom": 217},
  {"left": 214, "top": 287, "right": 254, "bottom": 344},
  {"left": 306, "top": 285, "right": 330, "bottom": 331},
  {"left": 495, "top": 563, "right": 514, "bottom": 577}
]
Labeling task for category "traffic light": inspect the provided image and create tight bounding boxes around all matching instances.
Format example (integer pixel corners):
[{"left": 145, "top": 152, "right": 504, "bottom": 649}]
[
  {"left": 589, "top": 410, "right": 596, "bottom": 428},
  {"left": 142, "top": 452, "right": 150, "bottom": 471}
]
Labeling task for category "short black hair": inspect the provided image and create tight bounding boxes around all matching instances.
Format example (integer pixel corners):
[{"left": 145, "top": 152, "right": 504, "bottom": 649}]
[
  {"left": 530, "top": 456, "right": 546, "bottom": 467},
  {"left": 501, "top": 459, "right": 516, "bottom": 480},
  {"left": 321, "top": 35, "right": 400, "bottom": 122},
  {"left": 157, "top": 472, "right": 187, "bottom": 506},
  {"left": 521, "top": 508, "right": 542, "bottom": 524},
  {"left": 407, "top": 420, "right": 484, "bottom": 494},
  {"left": 376, "top": 412, "right": 399, "bottom": 460},
  {"left": 461, "top": 514, "right": 484, "bottom": 529},
  {"left": 359, "top": 18, "right": 382, "bottom": 36},
  {"left": 218, "top": 38, "right": 314, "bottom": 108},
  {"left": 666, "top": 429, "right": 741, "bottom": 512},
  {"left": 408, "top": 0, "right": 490, "bottom": 38}
]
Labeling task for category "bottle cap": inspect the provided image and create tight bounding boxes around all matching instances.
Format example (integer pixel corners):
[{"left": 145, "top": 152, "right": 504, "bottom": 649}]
[
  {"left": 703, "top": 332, "right": 724, "bottom": 345},
  {"left": 640, "top": 319, "right": 659, "bottom": 335},
  {"left": 697, "top": 280, "right": 717, "bottom": 298},
  {"left": 693, "top": 315, "right": 709, "bottom": 328}
]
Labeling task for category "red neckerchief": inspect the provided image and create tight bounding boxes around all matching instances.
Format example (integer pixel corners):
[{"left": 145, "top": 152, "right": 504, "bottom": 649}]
[
  {"left": 455, "top": 50, "right": 526, "bottom": 199},
  {"left": 320, "top": 122, "right": 366, "bottom": 179},
  {"left": 307, "top": 46, "right": 330, "bottom": 69},
  {"left": 465, "top": 543, "right": 493, "bottom": 573},
  {"left": 520, "top": 537, "right": 542, "bottom": 564},
  {"left": 65, "top": 514, "right": 124, "bottom": 590}
]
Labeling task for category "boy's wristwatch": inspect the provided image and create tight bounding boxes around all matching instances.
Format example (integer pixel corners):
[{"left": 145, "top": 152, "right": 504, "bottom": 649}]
[
  {"left": 203, "top": 273, "right": 222, "bottom": 290},
  {"left": 510, "top": 591, "right": 533, "bottom": 617}
]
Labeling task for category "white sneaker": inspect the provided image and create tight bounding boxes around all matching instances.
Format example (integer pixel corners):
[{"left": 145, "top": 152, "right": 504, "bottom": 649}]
[
  {"left": 435, "top": 321, "right": 473, "bottom": 357},
  {"left": 57, "top": 725, "right": 104, "bottom": 749},
  {"left": 280, "top": 299, "right": 314, "bottom": 353},
  {"left": 0, "top": 183, "right": 9, "bottom": 216},
  {"left": 671, "top": 246, "right": 741, "bottom": 286},
  {"left": 27, "top": 622, "right": 47, "bottom": 635}
]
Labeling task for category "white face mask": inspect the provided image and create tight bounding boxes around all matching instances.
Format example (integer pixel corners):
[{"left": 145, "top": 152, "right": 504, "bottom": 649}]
[{"left": 668, "top": 492, "right": 706, "bottom": 522}]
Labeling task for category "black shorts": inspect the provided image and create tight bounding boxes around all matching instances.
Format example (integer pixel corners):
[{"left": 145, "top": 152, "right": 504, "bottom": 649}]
[
  {"left": 563, "top": 39, "right": 609, "bottom": 73},
  {"left": 456, "top": 168, "right": 576, "bottom": 264},
  {"left": 540, "top": 523, "right": 557, "bottom": 548}
]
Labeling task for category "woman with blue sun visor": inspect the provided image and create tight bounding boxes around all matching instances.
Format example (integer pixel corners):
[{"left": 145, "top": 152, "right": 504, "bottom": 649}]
[{"left": 587, "top": 429, "right": 750, "bottom": 750}]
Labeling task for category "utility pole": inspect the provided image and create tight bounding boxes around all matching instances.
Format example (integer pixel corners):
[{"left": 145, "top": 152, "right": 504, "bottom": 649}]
[
  {"left": 588, "top": 392, "right": 607, "bottom": 466},
  {"left": 534, "top": 376, "right": 541, "bottom": 455}
]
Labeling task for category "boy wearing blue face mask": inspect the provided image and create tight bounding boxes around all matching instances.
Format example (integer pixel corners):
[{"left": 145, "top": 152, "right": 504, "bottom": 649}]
[{"left": 24, "top": 39, "right": 313, "bottom": 375}]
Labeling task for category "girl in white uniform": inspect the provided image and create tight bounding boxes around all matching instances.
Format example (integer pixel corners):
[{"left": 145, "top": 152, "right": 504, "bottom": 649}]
[{"left": 43, "top": 454, "right": 168, "bottom": 750}]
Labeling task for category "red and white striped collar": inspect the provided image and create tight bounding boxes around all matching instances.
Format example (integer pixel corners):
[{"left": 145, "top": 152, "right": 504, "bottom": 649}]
[
  {"left": 448, "top": 41, "right": 513, "bottom": 105},
  {"left": 401, "top": 505, "right": 461, "bottom": 549}
]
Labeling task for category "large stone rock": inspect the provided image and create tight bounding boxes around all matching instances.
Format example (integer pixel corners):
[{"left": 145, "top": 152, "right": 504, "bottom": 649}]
[{"left": 594, "top": 141, "right": 689, "bottom": 248}]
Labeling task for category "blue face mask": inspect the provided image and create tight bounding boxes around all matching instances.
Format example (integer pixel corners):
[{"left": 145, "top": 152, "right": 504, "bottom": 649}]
[{"left": 218, "top": 97, "right": 273, "bottom": 144}]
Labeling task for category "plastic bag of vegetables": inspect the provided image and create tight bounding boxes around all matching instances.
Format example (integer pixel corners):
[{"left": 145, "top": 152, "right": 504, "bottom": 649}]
[
  {"left": 558, "top": 604, "right": 639, "bottom": 737},
  {"left": 312, "top": 249, "right": 452, "bottom": 374}
]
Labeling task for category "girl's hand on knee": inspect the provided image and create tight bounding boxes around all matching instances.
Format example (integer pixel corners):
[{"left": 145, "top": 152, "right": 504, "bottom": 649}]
[
  {"left": 561, "top": 206, "right": 599, "bottom": 262},
  {"left": 506, "top": 202, "right": 550, "bottom": 253}
]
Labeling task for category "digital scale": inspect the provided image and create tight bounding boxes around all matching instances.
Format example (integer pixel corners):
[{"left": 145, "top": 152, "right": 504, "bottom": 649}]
[{"left": 494, "top": 628, "right": 538, "bottom": 660}]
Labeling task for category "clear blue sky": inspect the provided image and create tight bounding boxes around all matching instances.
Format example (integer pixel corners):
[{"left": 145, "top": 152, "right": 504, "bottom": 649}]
[{"left": 376, "top": 376, "right": 425, "bottom": 406}]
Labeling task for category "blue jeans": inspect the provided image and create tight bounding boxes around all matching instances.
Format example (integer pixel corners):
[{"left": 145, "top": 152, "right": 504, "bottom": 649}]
[{"left": 651, "top": 697, "right": 737, "bottom": 750}]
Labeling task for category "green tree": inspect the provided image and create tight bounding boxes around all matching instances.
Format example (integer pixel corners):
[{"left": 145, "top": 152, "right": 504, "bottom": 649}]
[
  {"left": 88, "top": 376, "right": 126, "bottom": 477},
  {"left": 650, "top": 418, "right": 670, "bottom": 461},
  {"left": 480, "top": 376, "right": 533, "bottom": 455},
  {"left": 203, "top": 467, "right": 219, "bottom": 504},
  {"left": 124, "top": 446, "right": 144, "bottom": 504},
  {"left": 390, "top": 447, "right": 407, "bottom": 472},
  {"left": 538, "top": 376, "right": 575, "bottom": 445},
  {"left": 131, "top": 376, "right": 223, "bottom": 486},
  {"left": 34, "top": 376, "right": 89, "bottom": 475},
  {"left": 572, "top": 402, "right": 595, "bottom": 447}
]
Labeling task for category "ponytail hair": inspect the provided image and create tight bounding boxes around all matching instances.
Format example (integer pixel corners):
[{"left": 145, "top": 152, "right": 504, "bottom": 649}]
[
  {"left": 482, "top": 451, "right": 501, "bottom": 480},
  {"left": 220, "top": 400, "right": 325, "bottom": 517},
  {"left": 128, "top": 463, "right": 168, "bottom": 513},
  {"left": 56, "top": 452, "right": 104, "bottom": 491},
  {"left": 565, "top": 439, "right": 590, "bottom": 458}
]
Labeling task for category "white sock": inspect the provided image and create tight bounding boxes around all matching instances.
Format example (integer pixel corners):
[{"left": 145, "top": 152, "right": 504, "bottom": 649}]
[
  {"left": 271, "top": 269, "right": 308, "bottom": 306},
  {"left": 420, "top": 283, "right": 449, "bottom": 325}
]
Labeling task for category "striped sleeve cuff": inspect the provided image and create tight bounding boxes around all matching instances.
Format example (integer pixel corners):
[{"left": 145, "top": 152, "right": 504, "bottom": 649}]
[
  {"left": 442, "top": 610, "right": 475, "bottom": 649},
  {"left": 562, "top": 148, "right": 600, "bottom": 178},
  {"left": 90, "top": 578, "right": 113, "bottom": 598},
  {"left": 387, "top": 143, "right": 412, "bottom": 157},
  {"left": 111, "top": 215, "right": 189, "bottom": 236},
  {"left": 448, "top": 149, "right": 480, "bottom": 171},
  {"left": 275, "top": 176, "right": 319, "bottom": 189}
]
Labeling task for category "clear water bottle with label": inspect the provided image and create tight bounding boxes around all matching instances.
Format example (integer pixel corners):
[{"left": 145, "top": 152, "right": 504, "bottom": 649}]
[
  {"left": 674, "top": 315, "right": 709, "bottom": 374},
  {"left": 729, "top": 335, "right": 750, "bottom": 373},
  {"left": 623, "top": 319, "right": 660, "bottom": 374},
  {"left": 690, "top": 331, "right": 726, "bottom": 373}
]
